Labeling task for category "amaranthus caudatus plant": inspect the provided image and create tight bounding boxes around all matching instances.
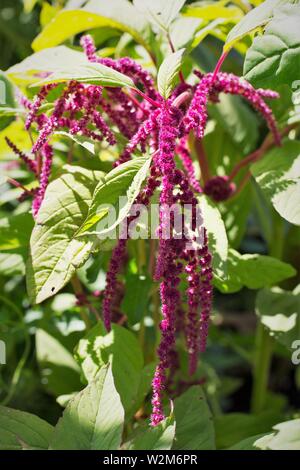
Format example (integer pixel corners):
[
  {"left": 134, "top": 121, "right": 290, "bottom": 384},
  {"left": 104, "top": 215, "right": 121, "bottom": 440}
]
[
  {"left": 5, "top": 31, "right": 283, "bottom": 425},
  {"left": 1, "top": 0, "right": 300, "bottom": 451}
]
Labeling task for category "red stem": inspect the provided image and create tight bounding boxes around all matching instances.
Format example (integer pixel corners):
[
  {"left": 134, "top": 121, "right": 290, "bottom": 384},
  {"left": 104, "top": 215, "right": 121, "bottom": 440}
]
[
  {"left": 131, "top": 88, "right": 161, "bottom": 108},
  {"left": 7, "top": 178, "right": 31, "bottom": 194},
  {"left": 212, "top": 50, "right": 229, "bottom": 82}
]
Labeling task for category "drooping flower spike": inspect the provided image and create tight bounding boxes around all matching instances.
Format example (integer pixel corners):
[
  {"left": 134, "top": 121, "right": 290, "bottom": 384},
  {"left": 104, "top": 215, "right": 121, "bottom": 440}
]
[{"left": 7, "top": 33, "right": 282, "bottom": 426}]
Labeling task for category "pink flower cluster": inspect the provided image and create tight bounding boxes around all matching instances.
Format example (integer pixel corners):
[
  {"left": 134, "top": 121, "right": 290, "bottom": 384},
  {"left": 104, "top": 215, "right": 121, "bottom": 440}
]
[{"left": 7, "top": 34, "right": 281, "bottom": 426}]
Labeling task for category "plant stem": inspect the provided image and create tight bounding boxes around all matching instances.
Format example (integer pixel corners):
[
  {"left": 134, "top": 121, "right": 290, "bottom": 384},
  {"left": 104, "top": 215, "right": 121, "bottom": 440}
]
[
  {"left": 251, "top": 322, "right": 273, "bottom": 414},
  {"left": 251, "top": 212, "right": 284, "bottom": 413},
  {"left": 71, "top": 275, "right": 92, "bottom": 329},
  {"left": 212, "top": 50, "right": 229, "bottom": 81},
  {"left": 193, "top": 137, "right": 211, "bottom": 184}
]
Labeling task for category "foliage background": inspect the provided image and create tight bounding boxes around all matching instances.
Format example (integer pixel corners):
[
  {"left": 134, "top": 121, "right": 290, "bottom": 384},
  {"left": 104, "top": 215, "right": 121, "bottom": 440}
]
[{"left": 0, "top": 0, "right": 300, "bottom": 450}]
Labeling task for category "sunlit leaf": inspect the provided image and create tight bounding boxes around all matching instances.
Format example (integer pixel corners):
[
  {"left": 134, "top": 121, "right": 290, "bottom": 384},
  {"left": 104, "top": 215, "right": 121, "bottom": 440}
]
[
  {"left": 0, "top": 406, "right": 53, "bottom": 450},
  {"left": 157, "top": 49, "right": 185, "bottom": 99},
  {"left": 50, "top": 365, "right": 124, "bottom": 450}
]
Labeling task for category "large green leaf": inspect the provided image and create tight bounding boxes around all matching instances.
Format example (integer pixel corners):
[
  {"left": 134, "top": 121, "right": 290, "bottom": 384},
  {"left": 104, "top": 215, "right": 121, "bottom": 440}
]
[
  {"left": 215, "top": 411, "right": 283, "bottom": 449},
  {"left": 251, "top": 139, "right": 300, "bottom": 226},
  {"left": 77, "top": 156, "right": 151, "bottom": 236},
  {"left": 0, "top": 406, "right": 54, "bottom": 450},
  {"left": 173, "top": 386, "right": 215, "bottom": 450},
  {"left": 255, "top": 419, "right": 300, "bottom": 450},
  {"left": 26, "top": 165, "right": 104, "bottom": 304},
  {"left": 7, "top": 46, "right": 135, "bottom": 89},
  {"left": 244, "top": 4, "right": 300, "bottom": 88},
  {"left": 36, "top": 329, "right": 81, "bottom": 396},
  {"left": 256, "top": 285, "right": 300, "bottom": 350},
  {"left": 32, "top": 0, "right": 151, "bottom": 53},
  {"left": 50, "top": 365, "right": 124, "bottom": 450},
  {"left": 157, "top": 49, "right": 185, "bottom": 99},
  {"left": 183, "top": 0, "right": 242, "bottom": 20},
  {"left": 215, "top": 249, "right": 296, "bottom": 293},
  {"left": 134, "top": 0, "right": 186, "bottom": 32},
  {"left": 127, "top": 418, "right": 175, "bottom": 450},
  {"left": 75, "top": 322, "right": 143, "bottom": 414},
  {"left": 199, "top": 195, "right": 228, "bottom": 280},
  {"left": 224, "top": 0, "right": 289, "bottom": 50}
]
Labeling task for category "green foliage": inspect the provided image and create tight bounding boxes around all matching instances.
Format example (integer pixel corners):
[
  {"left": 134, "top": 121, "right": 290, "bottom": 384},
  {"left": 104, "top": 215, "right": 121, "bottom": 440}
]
[
  {"left": 256, "top": 285, "right": 300, "bottom": 349},
  {"left": 173, "top": 386, "right": 215, "bottom": 450},
  {"left": 251, "top": 139, "right": 300, "bottom": 225},
  {"left": 75, "top": 322, "right": 144, "bottom": 414},
  {"left": 0, "top": 406, "right": 54, "bottom": 450},
  {"left": 127, "top": 417, "right": 175, "bottom": 450},
  {"left": 50, "top": 365, "right": 124, "bottom": 450},
  {"left": 26, "top": 165, "right": 103, "bottom": 304},
  {"left": 157, "top": 49, "right": 185, "bottom": 99},
  {"left": 215, "top": 249, "right": 296, "bottom": 293},
  {"left": 244, "top": 4, "right": 300, "bottom": 88},
  {"left": 0, "top": 0, "right": 300, "bottom": 453}
]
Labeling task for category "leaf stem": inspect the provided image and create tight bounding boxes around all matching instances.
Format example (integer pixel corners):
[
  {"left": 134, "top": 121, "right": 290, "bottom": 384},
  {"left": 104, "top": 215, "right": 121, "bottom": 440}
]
[
  {"left": 131, "top": 88, "right": 161, "bottom": 108},
  {"left": 212, "top": 50, "right": 229, "bottom": 82}
]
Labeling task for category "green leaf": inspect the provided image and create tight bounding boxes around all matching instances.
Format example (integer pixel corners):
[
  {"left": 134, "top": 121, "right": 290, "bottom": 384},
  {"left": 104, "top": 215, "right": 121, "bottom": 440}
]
[
  {"left": 50, "top": 365, "right": 124, "bottom": 450},
  {"left": 0, "top": 253, "right": 25, "bottom": 276},
  {"left": 7, "top": 46, "right": 135, "bottom": 89},
  {"left": 127, "top": 417, "right": 175, "bottom": 450},
  {"left": 36, "top": 329, "right": 81, "bottom": 396},
  {"left": 26, "top": 165, "right": 104, "bottom": 304},
  {"left": 0, "top": 213, "right": 34, "bottom": 277},
  {"left": 256, "top": 285, "right": 300, "bottom": 350},
  {"left": 244, "top": 4, "right": 300, "bottom": 88},
  {"left": 215, "top": 249, "right": 296, "bottom": 293},
  {"left": 75, "top": 322, "right": 143, "bottom": 414},
  {"left": 134, "top": 0, "right": 186, "bottom": 32},
  {"left": 228, "top": 434, "right": 267, "bottom": 450},
  {"left": 251, "top": 139, "right": 300, "bottom": 226},
  {"left": 0, "top": 405, "right": 54, "bottom": 450},
  {"left": 0, "top": 213, "right": 34, "bottom": 251},
  {"left": 199, "top": 195, "right": 228, "bottom": 280},
  {"left": 126, "top": 362, "right": 156, "bottom": 419},
  {"left": 34, "top": 61, "right": 136, "bottom": 89},
  {"left": 23, "top": 0, "right": 39, "bottom": 14},
  {"left": 215, "top": 411, "right": 283, "bottom": 449},
  {"left": 224, "top": 0, "right": 289, "bottom": 50},
  {"left": 183, "top": 1, "right": 242, "bottom": 21},
  {"left": 32, "top": 0, "right": 151, "bottom": 54},
  {"left": 0, "top": 72, "right": 16, "bottom": 131},
  {"left": 173, "top": 386, "right": 215, "bottom": 450},
  {"left": 121, "top": 272, "right": 152, "bottom": 326},
  {"left": 77, "top": 156, "right": 152, "bottom": 236},
  {"left": 157, "top": 49, "right": 185, "bottom": 99},
  {"left": 255, "top": 419, "right": 300, "bottom": 450},
  {"left": 55, "top": 131, "right": 96, "bottom": 155}
]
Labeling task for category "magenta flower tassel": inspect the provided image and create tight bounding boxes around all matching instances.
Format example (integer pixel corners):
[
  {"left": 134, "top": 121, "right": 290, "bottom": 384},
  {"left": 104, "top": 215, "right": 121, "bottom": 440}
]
[{"left": 32, "top": 143, "right": 53, "bottom": 217}]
